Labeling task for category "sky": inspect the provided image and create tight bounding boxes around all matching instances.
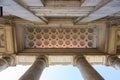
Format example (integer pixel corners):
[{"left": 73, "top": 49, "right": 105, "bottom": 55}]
[{"left": 0, "top": 65, "right": 120, "bottom": 80}]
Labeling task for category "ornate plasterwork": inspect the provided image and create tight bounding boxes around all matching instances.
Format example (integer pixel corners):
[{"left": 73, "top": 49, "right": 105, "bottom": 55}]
[
  {"left": 117, "top": 31, "right": 120, "bottom": 51},
  {"left": 24, "top": 26, "right": 98, "bottom": 48},
  {"left": 108, "top": 18, "right": 120, "bottom": 26},
  {"left": 0, "top": 29, "right": 5, "bottom": 48}
]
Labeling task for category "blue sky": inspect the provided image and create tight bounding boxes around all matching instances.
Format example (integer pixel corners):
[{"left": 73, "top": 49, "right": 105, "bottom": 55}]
[{"left": 0, "top": 65, "right": 120, "bottom": 80}]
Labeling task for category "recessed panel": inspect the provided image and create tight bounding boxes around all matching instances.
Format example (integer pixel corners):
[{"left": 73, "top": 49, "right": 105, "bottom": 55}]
[
  {"left": 45, "top": 0, "right": 82, "bottom": 7},
  {"left": 24, "top": 26, "right": 98, "bottom": 48},
  {"left": 0, "top": 28, "right": 5, "bottom": 48}
]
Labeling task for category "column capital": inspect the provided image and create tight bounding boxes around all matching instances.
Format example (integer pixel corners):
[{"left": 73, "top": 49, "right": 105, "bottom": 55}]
[
  {"left": 74, "top": 55, "right": 104, "bottom": 80},
  {"left": 73, "top": 55, "right": 85, "bottom": 66},
  {"left": 2, "top": 54, "right": 16, "bottom": 66},
  {"left": 19, "top": 55, "right": 47, "bottom": 80},
  {"left": 0, "top": 54, "right": 16, "bottom": 72},
  {"left": 107, "top": 55, "right": 119, "bottom": 67},
  {"left": 36, "top": 55, "right": 49, "bottom": 67}
]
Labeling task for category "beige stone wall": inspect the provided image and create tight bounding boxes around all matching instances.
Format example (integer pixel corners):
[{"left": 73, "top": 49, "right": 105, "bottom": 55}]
[{"left": 0, "top": 24, "right": 14, "bottom": 54}]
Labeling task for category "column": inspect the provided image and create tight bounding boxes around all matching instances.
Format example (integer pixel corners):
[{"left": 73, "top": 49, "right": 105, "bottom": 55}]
[
  {"left": 74, "top": 56, "right": 104, "bottom": 80},
  {"left": 107, "top": 55, "right": 120, "bottom": 70},
  {"left": 19, "top": 56, "right": 48, "bottom": 80},
  {"left": 0, "top": 56, "right": 14, "bottom": 72}
]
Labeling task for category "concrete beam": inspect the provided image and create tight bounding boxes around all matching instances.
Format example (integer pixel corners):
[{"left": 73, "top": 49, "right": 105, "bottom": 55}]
[
  {"left": 75, "top": 0, "right": 112, "bottom": 23},
  {"left": 13, "top": 0, "right": 48, "bottom": 23},
  {"left": 30, "top": 6, "right": 94, "bottom": 17},
  {"left": 81, "top": 0, "right": 102, "bottom": 6},
  {"left": 0, "top": 0, "right": 47, "bottom": 23},
  {"left": 79, "top": 0, "right": 120, "bottom": 22}
]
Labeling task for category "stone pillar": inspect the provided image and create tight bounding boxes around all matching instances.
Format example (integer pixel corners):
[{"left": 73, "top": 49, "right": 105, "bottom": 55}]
[
  {"left": 19, "top": 56, "right": 48, "bottom": 80},
  {"left": 107, "top": 55, "right": 120, "bottom": 70},
  {"left": 0, "top": 56, "right": 14, "bottom": 72},
  {"left": 74, "top": 56, "right": 104, "bottom": 80}
]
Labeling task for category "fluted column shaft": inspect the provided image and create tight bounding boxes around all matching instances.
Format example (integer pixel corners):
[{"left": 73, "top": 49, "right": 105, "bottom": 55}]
[
  {"left": 19, "top": 56, "right": 47, "bottom": 80},
  {"left": 108, "top": 56, "right": 120, "bottom": 70},
  {"left": 0, "top": 56, "right": 14, "bottom": 72},
  {"left": 75, "top": 56, "right": 104, "bottom": 80}
]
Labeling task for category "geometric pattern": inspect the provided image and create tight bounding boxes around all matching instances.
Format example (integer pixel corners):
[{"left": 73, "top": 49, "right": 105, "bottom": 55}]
[{"left": 24, "top": 26, "right": 98, "bottom": 48}]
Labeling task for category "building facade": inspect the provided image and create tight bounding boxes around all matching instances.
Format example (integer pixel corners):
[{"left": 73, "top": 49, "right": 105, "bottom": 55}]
[{"left": 0, "top": 0, "right": 120, "bottom": 80}]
